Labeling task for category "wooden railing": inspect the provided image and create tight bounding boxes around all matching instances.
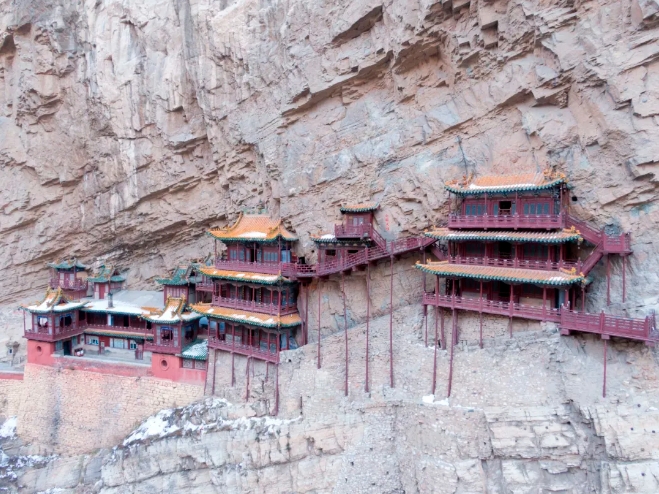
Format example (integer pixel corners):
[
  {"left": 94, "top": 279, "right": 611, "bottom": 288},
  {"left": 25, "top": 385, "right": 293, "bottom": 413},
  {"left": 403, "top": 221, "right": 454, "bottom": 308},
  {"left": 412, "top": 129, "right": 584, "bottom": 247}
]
[
  {"left": 214, "top": 259, "right": 282, "bottom": 274},
  {"left": 144, "top": 341, "right": 181, "bottom": 354},
  {"left": 448, "top": 213, "right": 565, "bottom": 229},
  {"left": 83, "top": 323, "right": 153, "bottom": 338},
  {"left": 422, "top": 293, "right": 658, "bottom": 343},
  {"left": 208, "top": 337, "right": 279, "bottom": 363},
  {"left": 196, "top": 282, "right": 214, "bottom": 292},
  {"left": 49, "top": 278, "right": 88, "bottom": 291},
  {"left": 444, "top": 255, "right": 580, "bottom": 272},
  {"left": 334, "top": 223, "right": 372, "bottom": 238},
  {"left": 211, "top": 296, "right": 298, "bottom": 315},
  {"left": 422, "top": 292, "right": 561, "bottom": 322},
  {"left": 24, "top": 324, "right": 86, "bottom": 342}
]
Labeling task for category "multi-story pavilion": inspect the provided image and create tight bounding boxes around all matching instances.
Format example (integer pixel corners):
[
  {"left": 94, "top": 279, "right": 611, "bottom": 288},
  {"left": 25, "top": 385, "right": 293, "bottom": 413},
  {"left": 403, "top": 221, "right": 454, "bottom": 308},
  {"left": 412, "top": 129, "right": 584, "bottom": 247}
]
[{"left": 47, "top": 258, "right": 89, "bottom": 299}]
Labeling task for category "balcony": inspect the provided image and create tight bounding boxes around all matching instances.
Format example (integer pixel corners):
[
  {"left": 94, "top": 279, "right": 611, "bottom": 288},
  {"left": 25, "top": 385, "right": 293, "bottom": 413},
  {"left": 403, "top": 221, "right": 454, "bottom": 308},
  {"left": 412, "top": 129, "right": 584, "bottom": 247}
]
[
  {"left": 334, "top": 223, "right": 372, "bottom": 238},
  {"left": 211, "top": 296, "right": 298, "bottom": 316},
  {"left": 208, "top": 336, "right": 279, "bottom": 363},
  {"left": 83, "top": 323, "right": 153, "bottom": 339},
  {"left": 445, "top": 256, "right": 580, "bottom": 272},
  {"left": 214, "top": 259, "right": 282, "bottom": 274},
  {"left": 144, "top": 340, "right": 181, "bottom": 354},
  {"left": 49, "top": 278, "right": 88, "bottom": 291},
  {"left": 24, "top": 324, "right": 86, "bottom": 342},
  {"left": 422, "top": 292, "right": 561, "bottom": 322},
  {"left": 196, "top": 282, "right": 214, "bottom": 292},
  {"left": 448, "top": 213, "right": 565, "bottom": 230}
]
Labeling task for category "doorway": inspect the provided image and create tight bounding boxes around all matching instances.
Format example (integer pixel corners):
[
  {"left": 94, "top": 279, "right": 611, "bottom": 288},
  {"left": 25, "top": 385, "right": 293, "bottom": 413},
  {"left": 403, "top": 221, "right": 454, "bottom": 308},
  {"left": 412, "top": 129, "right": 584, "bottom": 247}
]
[{"left": 62, "top": 340, "right": 72, "bottom": 356}]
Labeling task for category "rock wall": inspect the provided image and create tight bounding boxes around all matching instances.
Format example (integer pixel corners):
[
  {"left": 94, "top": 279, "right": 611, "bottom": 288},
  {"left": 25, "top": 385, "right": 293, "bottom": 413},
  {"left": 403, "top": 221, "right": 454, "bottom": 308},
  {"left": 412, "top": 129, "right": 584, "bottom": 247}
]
[
  {"left": 0, "top": 0, "right": 657, "bottom": 314},
  {"left": 1, "top": 364, "right": 202, "bottom": 455}
]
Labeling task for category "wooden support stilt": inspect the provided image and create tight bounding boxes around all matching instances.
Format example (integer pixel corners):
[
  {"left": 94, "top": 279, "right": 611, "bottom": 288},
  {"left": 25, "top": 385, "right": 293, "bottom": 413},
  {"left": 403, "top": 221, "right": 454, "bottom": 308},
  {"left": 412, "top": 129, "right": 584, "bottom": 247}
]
[
  {"left": 365, "top": 261, "right": 371, "bottom": 393},
  {"left": 440, "top": 303, "right": 445, "bottom": 350},
  {"left": 424, "top": 304, "right": 428, "bottom": 347},
  {"left": 509, "top": 285, "right": 514, "bottom": 338},
  {"left": 438, "top": 276, "right": 445, "bottom": 348},
  {"left": 622, "top": 255, "right": 626, "bottom": 303},
  {"left": 317, "top": 280, "right": 322, "bottom": 369},
  {"left": 582, "top": 285, "right": 586, "bottom": 312},
  {"left": 423, "top": 249, "right": 427, "bottom": 347},
  {"left": 211, "top": 349, "right": 217, "bottom": 395},
  {"left": 479, "top": 281, "right": 483, "bottom": 348},
  {"left": 389, "top": 256, "right": 394, "bottom": 388},
  {"left": 432, "top": 307, "right": 439, "bottom": 395},
  {"left": 606, "top": 254, "right": 611, "bottom": 306},
  {"left": 305, "top": 282, "right": 310, "bottom": 346},
  {"left": 265, "top": 361, "right": 269, "bottom": 382},
  {"left": 342, "top": 271, "right": 349, "bottom": 397},
  {"left": 602, "top": 338, "right": 608, "bottom": 398},
  {"left": 231, "top": 352, "right": 235, "bottom": 386},
  {"left": 274, "top": 364, "right": 279, "bottom": 415},
  {"left": 448, "top": 309, "right": 457, "bottom": 397},
  {"left": 245, "top": 357, "right": 250, "bottom": 401}
]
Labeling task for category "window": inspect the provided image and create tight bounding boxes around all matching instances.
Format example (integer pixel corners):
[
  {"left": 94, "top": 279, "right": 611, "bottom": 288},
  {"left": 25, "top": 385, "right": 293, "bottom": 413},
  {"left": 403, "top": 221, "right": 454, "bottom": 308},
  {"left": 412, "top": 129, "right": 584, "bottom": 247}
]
[
  {"left": 87, "top": 336, "right": 99, "bottom": 345},
  {"left": 38, "top": 317, "right": 48, "bottom": 327},
  {"left": 182, "top": 359, "right": 193, "bottom": 369},
  {"left": 130, "top": 340, "right": 137, "bottom": 350},
  {"left": 111, "top": 338, "right": 127, "bottom": 349},
  {"left": 465, "top": 203, "right": 485, "bottom": 216},
  {"left": 195, "top": 360, "right": 207, "bottom": 370},
  {"left": 523, "top": 244, "right": 549, "bottom": 260},
  {"left": 498, "top": 201, "right": 512, "bottom": 216},
  {"left": 161, "top": 328, "right": 173, "bottom": 341},
  {"left": 219, "top": 322, "right": 226, "bottom": 334},
  {"left": 230, "top": 249, "right": 238, "bottom": 260},
  {"left": 464, "top": 242, "right": 485, "bottom": 258},
  {"left": 55, "top": 341, "right": 63, "bottom": 351},
  {"left": 146, "top": 321, "right": 152, "bottom": 330},
  {"left": 352, "top": 216, "right": 364, "bottom": 225}
]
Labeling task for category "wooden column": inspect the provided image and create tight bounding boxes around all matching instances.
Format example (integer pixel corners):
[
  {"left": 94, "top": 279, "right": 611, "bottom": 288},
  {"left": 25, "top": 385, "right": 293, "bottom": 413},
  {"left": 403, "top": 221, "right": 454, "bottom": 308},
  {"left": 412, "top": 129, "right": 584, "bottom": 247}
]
[
  {"left": 509, "top": 285, "right": 514, "bottom": 338},
  {"left": 432, "top": 306, "right": 439, "bottom": 395},
  {"left": 479, "top": 281, "right": 483, "bottom": 349},
  {"left": 245, "top": 357, "right": 250, "bottom": 401},
  {"left": 211, "top": 349, "right": 217, "bottom": 395},
  {"left": 448, "top": 309, "right": 457, "bottom": 397},
  {"left": 365, "top": 261, "right": 371, "bottom": 393},
  {"left": 602, "top": 338, "right": 608, "bottom": 398},
  {"left": 438, "top": 276, "right": 445, "bottom": 348},
  {"left": 543, "top": 287, "right": 547, "bottom": 318},
  {"left": 305, "top": 283, "right": 310, "bottom": 346},
  {"left": 389, "top": 256, "right": 394, "bottom": 388},
  {"left": 622, "top": 255, "right": 626, "bottom": 303},
  {"left": 423, "top": 249, "right": 428, "bottom": 347},
  {"left": 231, "top": 325, "right": 235, "bottom": 386},
  {"left": 274, "top": 363, "right": 279, "bottom": 416},
  {"left": 342, "top": 271, "right": 349, "bottom": 397},
  {"left": 606, "top": 255, "right": 611, "bottom": 306},
  {"left": 317, "top": 280, "right": 322, "bottom": 369},
  {"left": 582, "top": 285, "right": 586, "bottom": 312}
]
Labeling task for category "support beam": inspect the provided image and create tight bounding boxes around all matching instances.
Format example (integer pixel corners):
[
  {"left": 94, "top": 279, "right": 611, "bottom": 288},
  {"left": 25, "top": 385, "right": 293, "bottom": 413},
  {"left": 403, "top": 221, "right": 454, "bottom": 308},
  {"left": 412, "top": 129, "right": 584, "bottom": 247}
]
[
  {"left": 432, "top": 307, "right": 439, "bottom": 395},
  {"left": 509, "top": 285, "right": 514, "bottom": 338},
  {"left": 305, "top": 283, "right": 310, "bottom": 346},
  {"left": 479, "top": 280, "right": 484, "bottom": 349},
  {"left": 365, "top": 261, "right": 371, "bottom": 393},
  {"left": 342, "top": 271, "right": 349, "bottom": 397},
  {"left": 317, "top": 280, "right": 322, "bottom": 369},
  {"left": 275, "top": 364, "right": 279, "bottom": 416},
  {"left": 622, "top": 255, "right": 626, "bottom": 303},
  {"left": 602, "top": 338, "right": 608, "bottom": 398},
  {"left": 211, "top": 349, "right": 217, "bottom": 395},
  {"left": 448, "top": 309, "right": 457, "bottom": 397},
  {"left": 422, "top": 248, "right": 427, "bottom": 347},
  {"left": 389, "top": 256, "right": 395, "bottom": 388},
  {"left": 231, "top": 353, "right": 235, "bottom": 386},
  {"left": 424, "top": 305, "right": 428, "bottom": 347},
  {"left": 245, "top": 357, "right": 250, "bottom": 401},
  {"left": 582, "top": 285, "right": 586, "bottom": 312},
  {"left": 606, "top": 255, "right": 611, "bottom": 306}
]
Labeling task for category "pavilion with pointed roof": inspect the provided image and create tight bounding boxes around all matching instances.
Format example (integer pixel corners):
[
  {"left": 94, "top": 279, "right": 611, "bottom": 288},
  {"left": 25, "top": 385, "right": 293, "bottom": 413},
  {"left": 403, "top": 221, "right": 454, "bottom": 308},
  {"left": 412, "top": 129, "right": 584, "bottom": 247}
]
[
  {"left": 88, "top": 265, "right": 126, "bottom": 299},
  {"left": 156, "top": 260, "right": 209, "bottom": 305},
  {"left": 47, "top": 257, "right": 89, "bottom": 298}
]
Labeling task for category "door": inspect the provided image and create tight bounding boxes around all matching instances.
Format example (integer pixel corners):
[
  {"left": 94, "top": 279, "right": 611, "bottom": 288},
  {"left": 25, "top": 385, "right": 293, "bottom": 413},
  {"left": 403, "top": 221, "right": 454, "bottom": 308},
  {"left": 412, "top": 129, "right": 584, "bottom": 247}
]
[{"left": 62, "top": 340, "right": 72, "bottom": 356}]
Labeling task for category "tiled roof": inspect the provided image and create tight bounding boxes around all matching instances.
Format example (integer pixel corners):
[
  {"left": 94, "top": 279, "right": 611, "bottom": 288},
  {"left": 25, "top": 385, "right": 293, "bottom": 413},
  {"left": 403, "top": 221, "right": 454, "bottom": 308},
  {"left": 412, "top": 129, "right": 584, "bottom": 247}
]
[
  {"left": 340, "top": 202, "right": 378, "bottom": 213},
  {"left": 415, "top": 261, "right": 583, "bottom": 285},
  {"left": 155, "top": 261, "right": 204, "bottom": 286},
  {"left": 310, "top": 233, "right": 372, "bottom": 245},
  {"left": 178, "top": 339, "right": 208, "bottom": 361},
  {"left": 207, "top": 213, "right": 297, "bottom": 243},
  {"left": 425, "top": 228, "right": 582, "bottom": 244},
  {"left": 190, "top": 304, "right": 302, "bottom": 329},
  {"left": 88, "top": 265, "right": 126, "bottom": 283},
  {"left": 84, "top": 329, "right": 154, "bottom": 340},
  {"left": 445, "top": 171, "right": 566, "bottom": 195},
  {"left": 199, "top": 267, "right": 293, "bottom": 285},
  {"left": 46, "top": 258, "right": 88, "bottom": 270},
  {"left": 22, "top": 288, "right": 87, "bottom": 314},
  {"left": 140, "top": 297, "right": 201, "bottom": 324}
]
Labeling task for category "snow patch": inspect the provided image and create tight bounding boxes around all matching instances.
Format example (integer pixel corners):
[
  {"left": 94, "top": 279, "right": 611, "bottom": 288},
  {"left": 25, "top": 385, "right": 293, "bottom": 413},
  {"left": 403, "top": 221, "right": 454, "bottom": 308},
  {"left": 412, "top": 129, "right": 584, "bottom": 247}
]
[{"left": 0, "top": 417, "right": 16, "bottom": 439}]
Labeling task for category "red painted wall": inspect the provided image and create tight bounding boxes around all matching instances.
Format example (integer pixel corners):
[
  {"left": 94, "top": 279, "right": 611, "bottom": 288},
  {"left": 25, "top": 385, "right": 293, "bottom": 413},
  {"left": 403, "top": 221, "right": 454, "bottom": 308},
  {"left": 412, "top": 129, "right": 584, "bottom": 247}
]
[
  {"left": 150, "top": 353, "right": 206, "bottom": 385},
  {"left": 26, "top": 340, "right": 57, "bottom": 366}
]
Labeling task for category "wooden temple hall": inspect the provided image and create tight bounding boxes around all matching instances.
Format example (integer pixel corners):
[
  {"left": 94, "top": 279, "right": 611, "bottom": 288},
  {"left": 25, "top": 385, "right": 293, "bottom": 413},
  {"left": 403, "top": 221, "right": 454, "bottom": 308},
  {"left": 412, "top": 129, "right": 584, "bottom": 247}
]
[{"left": 418, "top": 171, "right": 656, "bottom": 398}]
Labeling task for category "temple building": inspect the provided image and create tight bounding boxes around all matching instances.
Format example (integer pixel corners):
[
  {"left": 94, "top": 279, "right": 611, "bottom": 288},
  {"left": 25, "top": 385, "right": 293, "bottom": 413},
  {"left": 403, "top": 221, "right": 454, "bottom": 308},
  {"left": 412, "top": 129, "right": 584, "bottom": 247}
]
[
  {"left": 155, "top": 260, "right": 211, "bottom": 305},
  {"left": 87, "top": 265, "right": 126, "bottom": 299},
  {"left": 191, "top": 212, "right": 303, "bottom": 369},
  {"left": 417, "top": 171, "right": 634, "bottom": 328},
  {"left": 47, "top": 258, "right": 89, "bottom": 299}
]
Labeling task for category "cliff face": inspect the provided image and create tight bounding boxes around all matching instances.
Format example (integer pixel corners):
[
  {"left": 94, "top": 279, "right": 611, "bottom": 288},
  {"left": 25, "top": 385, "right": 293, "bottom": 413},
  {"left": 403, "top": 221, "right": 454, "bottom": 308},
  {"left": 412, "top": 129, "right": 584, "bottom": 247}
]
[{"left": 0, "top": 0, "right": 658, "bottom": 307}]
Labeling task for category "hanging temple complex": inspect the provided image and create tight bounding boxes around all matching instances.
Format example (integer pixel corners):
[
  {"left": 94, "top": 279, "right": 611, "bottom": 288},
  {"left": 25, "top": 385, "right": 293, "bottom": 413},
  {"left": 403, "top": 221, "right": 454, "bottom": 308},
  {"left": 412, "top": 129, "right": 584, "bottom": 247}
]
[{"left": 21, "top": 171, "right": 658, "bottom": 412}]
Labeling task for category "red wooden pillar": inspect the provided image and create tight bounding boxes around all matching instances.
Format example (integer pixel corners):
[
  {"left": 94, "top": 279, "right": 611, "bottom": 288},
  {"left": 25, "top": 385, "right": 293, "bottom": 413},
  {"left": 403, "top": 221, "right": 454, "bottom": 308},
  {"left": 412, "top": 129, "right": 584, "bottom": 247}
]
[
  {"left": 245, "top": 357, "right": 250, "bottom": 401},
  {"left": 342, "top": 271, "right": 349, "bottom": 396},
  {"left": 423, "top": 249, "right": 428, "bottom": 347},
  {"left": 448, "top": 309, "right": 457, "bottom": 397},
  {"left": 274, "top": 363, "right": 279, "bottom": 416},
  {"left": 509, "top": 284, "right": 514, "bottom": 338},
  {"left": 211, "top": 349, "right": 217, "bottom": 395},
  {"left": 389, "top": 256, "right": 394, "bottom": 388},
  {"left": 317, "top": 280, "right": 322, "bottom": 369},
  {"left": 543, "top": 287, "right": 547, "bottom": 318},
  {"left": 424, "top": 305, "right": 428, "bottom": 347},
  {"left": 622, "top": 255, "right": 626, "bottom": 303},
  {"left": 305, "top": 283, "right": 310, "bottom": 346},
  {"left": 432, "top": 306, "right": 439, "bottom": 395},
  {"left": 365, "top": 261, "right": 371, "bottom": 393},
  {"left": 582, "top": 285, "right": 586, "bottom": 312},
  {"left": 231, "top": 325, "right": 235, "bottom": 386},
  {"left": 438, "top": 276, "right": 445, "bottom": 348},
  {"left": 479, "top": 281, "right": 483, "bottom": 349},
  {"left": 606, "top": 255, "right": 611, "bottom": 306},
  {"left": 602, "top": 337, "right": 608, "bottom": 398}
]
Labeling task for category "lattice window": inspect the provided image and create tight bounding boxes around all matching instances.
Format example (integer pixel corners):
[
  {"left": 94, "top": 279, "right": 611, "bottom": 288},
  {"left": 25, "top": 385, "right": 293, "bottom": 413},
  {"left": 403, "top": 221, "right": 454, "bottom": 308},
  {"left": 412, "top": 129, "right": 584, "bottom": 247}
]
[
  {"left": 182, "top": 359, "right": 194, "bottom": 369},
  {"left": 195, "top": 360, "right": 207, "bottom": 370}
]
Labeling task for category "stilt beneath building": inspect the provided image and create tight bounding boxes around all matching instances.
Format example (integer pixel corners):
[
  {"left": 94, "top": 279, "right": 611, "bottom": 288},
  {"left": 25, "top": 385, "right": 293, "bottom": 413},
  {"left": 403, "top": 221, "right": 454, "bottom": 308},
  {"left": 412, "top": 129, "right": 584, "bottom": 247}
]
[
  {"left": 211, "top": 349, "right": 217, "bottom": 395},
  {"left": 602, "top": 336, "right": 609, "bottom": 398},
  {"left": 424, "top": 305, "right": 428, "bottom": 347},
  {"left": 305, "top": 283, "right": 310, "bottom": 346},
  {"left": 447, "top": 309, "right": 457, "bottom": 397},
  {"left": 274, "top": 364, "right": 279, "bottom": 416},
  {"left": 265, "top": 361, "right": 269, "bottom": 382},
  {"left": 365, "top": 261, "right": 371, "bottom": 393},
  {"left": 432, "top": 307, "right": 439, "bottom": 395},
  {"left": 389, "top": 256, "right": 395, "bottom": 388},
  {"left": 509, "top": 284, "right": 514, "bottom": 338},
  {"left": 440, "top": 305, "right": 445, "bottom": 350},
  {"left": 479, "top": 281, "right": 483, "bottom": 349},
  {"left": 342, "top": 271, "right": 349, "bottom": 397},
  {"left": 245, "top": 357, "right": 250, "bottom": 401},
  {"left": 231, "top": 352, "right": 235, "bottom": 386},
  {"left": 622, "top": 255, "right": 627, "bottom": 303},
  {"left": 606, "top": 254, "right": 611, "bottom": 306},
  {"left": 423, "top": 250, "right": 428, "bottom": 347},
  {"left": 317, "top": 280, "right": 322, "bottom": 369}
]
